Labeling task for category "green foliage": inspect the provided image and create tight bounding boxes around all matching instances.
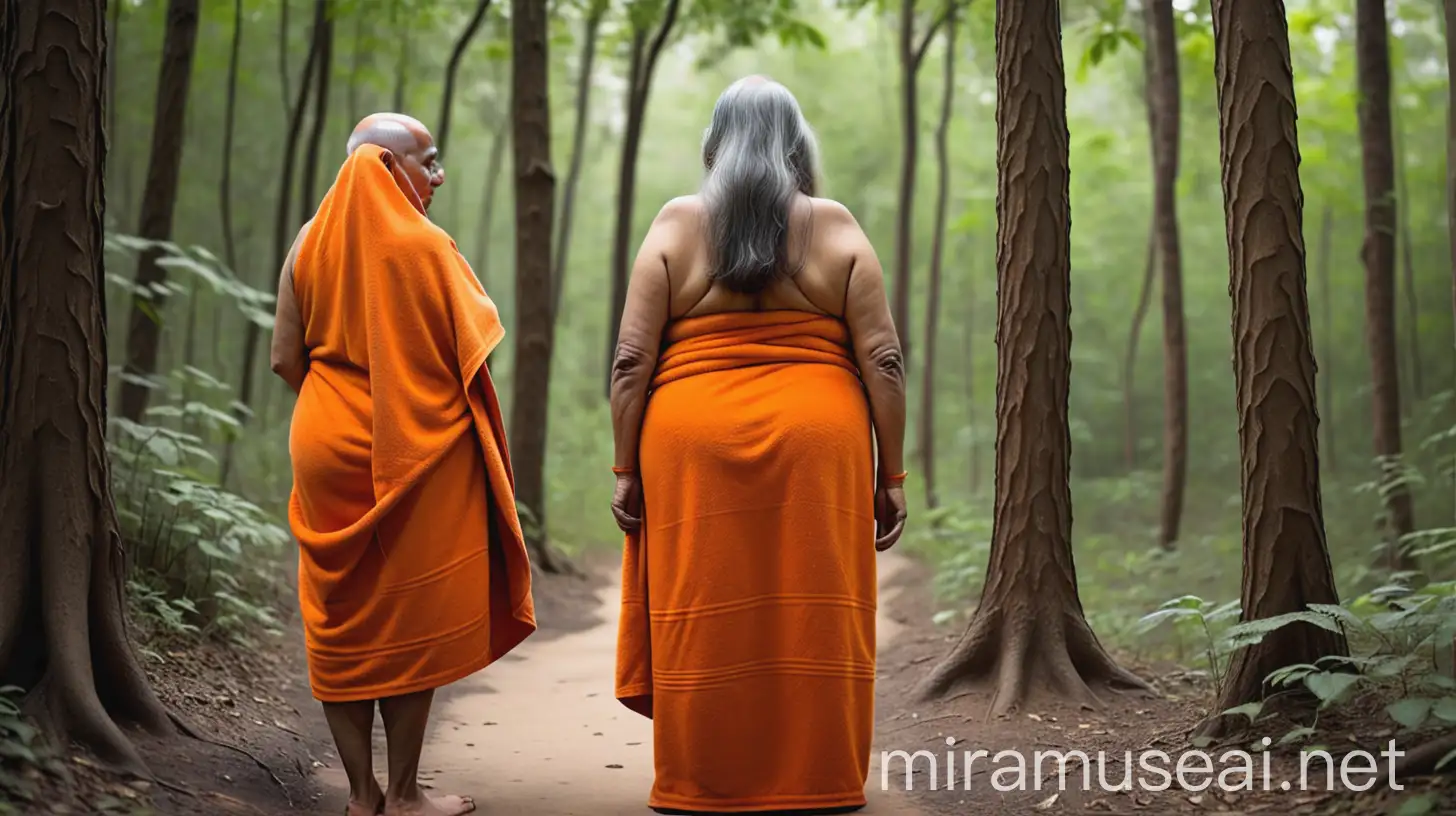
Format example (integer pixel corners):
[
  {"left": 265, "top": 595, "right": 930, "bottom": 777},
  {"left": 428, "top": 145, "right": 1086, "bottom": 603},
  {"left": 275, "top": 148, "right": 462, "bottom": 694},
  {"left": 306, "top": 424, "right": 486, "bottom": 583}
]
[{"left": 0, "top": 687, "right": 57, "bottom": 810}]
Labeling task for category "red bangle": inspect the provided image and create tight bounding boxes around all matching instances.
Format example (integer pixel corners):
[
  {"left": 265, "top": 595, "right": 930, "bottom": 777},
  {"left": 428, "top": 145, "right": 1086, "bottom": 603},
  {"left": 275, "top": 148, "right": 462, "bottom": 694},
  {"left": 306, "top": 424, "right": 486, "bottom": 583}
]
[
  {"left": 882, "top": 471, "right": 907, "bottom": 485},
  {"left": 612, "top": 466, "right": 635, "bottom": 475}
]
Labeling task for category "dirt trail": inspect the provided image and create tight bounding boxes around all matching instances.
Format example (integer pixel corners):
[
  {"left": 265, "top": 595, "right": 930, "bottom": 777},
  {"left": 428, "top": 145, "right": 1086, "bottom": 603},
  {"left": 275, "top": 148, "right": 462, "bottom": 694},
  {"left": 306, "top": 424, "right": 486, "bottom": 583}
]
[{"left": 319, "top": 552, "right": 924, "bottom": 815}]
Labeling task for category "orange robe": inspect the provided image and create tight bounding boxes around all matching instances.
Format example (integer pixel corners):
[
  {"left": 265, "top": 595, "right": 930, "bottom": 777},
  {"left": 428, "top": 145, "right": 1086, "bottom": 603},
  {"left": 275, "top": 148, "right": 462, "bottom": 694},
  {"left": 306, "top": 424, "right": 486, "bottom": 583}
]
[
  {"left": 616, "top": 311, "right": 878, "bottom": 813},
  {"left": 287, "top": 143, "right": 535, "bottom": 703}
]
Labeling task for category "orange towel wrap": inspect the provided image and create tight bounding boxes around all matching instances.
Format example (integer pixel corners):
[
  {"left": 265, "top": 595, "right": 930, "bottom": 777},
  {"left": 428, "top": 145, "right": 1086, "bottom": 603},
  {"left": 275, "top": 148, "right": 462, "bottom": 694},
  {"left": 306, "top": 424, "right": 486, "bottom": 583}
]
[
  {"left": 617, "top": 310, "right": 878, "bottom": 813},
  {"left": 287, "top": 143, "right": 535, "bottom": 703}
]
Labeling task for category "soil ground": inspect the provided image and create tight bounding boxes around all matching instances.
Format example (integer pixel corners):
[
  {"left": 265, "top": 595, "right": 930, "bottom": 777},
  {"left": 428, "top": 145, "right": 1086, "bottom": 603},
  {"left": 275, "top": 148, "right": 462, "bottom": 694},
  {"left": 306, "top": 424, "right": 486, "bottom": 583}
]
[{"left": 12, "top": 548, "right": 1453, "bottom": 815}]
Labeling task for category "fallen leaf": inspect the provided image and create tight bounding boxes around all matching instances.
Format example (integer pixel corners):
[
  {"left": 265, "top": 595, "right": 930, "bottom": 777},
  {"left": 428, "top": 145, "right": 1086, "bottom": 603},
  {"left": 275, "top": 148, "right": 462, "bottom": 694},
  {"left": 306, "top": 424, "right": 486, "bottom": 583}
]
[{"left": 1035, "top": 792, "right": 1058, "bottom": 809}]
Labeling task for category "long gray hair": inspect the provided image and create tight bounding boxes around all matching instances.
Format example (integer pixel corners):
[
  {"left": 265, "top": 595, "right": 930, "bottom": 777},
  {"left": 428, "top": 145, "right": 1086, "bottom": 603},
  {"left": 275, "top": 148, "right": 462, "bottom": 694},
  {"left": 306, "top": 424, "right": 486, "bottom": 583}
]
[{"left": 699, "top": 76, "right": 821, "bottom": 295}]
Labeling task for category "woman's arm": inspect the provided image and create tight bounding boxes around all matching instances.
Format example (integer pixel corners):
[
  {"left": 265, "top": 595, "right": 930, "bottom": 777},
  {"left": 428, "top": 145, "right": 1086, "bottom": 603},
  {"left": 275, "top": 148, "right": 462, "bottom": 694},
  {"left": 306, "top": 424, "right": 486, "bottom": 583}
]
[
  {"left": 608, "top": 200, "right": 686, "bottom": 472},
  {"left": 270, "top": 222, "right": 311, "bottom": 394},
  {"left": 833, "top": 204, "right": 906, "bottom": 479}
]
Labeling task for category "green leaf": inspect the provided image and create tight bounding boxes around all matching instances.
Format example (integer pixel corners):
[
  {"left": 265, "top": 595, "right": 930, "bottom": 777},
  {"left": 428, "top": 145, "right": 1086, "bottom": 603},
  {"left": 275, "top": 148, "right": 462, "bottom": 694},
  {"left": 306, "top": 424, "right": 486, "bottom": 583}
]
[
  {"left": 1395, "top": 792, "right": 1438, "bottom": 816},
  {"left": 1221, "top": 702, "right": 1264, "bottom": 723},
  {"left": 1278, "top": 726, "right": 1316, "bottom": 746},
  {"left": 1431, "top": 696, "right": 1456, "bottom": 723},
  {"left": 1303, "top": 671, "right": 1361, "bottom": 706},
  {"left": 1387, "top": 698, "right": 1433, "bottom": 729},
  {"left": 931, "top": 609, "right": 957, "bottom": 625}
]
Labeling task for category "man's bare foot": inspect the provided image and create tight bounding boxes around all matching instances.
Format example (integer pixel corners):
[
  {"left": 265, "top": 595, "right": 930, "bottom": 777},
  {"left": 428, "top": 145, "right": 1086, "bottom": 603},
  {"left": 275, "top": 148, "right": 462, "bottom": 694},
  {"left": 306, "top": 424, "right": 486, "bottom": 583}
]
[
  {"left": 344, "top": 791, "right": 385, "bottom": 816},
  {"left": 382, "top": 793, "right": 475, "bottom": 816}
]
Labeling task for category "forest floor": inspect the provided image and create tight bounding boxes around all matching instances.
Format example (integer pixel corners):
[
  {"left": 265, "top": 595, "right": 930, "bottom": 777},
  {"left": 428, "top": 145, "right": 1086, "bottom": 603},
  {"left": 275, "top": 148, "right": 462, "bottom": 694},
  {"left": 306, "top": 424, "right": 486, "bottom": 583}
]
[{"left": 14, "top": 548, "right": 1454, "bottom": 815}]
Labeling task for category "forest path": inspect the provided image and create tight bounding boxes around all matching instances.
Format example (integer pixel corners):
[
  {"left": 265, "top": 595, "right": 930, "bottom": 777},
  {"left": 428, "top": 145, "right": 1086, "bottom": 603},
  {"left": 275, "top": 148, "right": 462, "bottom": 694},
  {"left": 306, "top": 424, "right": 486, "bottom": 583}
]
[{"left": 317, "top": 550, "right": 926, "bottom": 815}]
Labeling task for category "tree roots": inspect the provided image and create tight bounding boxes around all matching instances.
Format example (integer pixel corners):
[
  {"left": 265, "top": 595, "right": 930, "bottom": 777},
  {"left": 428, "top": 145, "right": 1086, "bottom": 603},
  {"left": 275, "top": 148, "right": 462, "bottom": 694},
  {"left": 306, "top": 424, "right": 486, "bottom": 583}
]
[{"left": 915, "top": 604, "right": 1151, "bottom": 718}]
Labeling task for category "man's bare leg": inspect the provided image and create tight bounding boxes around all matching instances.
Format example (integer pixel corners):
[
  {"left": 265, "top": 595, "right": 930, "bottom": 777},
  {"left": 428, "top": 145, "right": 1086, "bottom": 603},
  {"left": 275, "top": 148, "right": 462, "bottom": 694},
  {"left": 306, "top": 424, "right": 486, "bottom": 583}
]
[
  {"left": 322, "top": 700, "right": 384, "bottom": 816},
  {"left": 379, "top": 689, "right": 474, "bottom": 816}
]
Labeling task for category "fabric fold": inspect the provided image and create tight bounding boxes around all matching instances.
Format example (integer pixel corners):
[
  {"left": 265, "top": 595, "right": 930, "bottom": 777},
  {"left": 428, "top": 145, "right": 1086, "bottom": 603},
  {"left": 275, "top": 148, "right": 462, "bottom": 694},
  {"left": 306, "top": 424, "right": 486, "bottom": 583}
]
[
  {"left": 617, "top": 309, "right": 878, "bottom": 813},
  {"left": 288, "top": 143, "right": 534, "bottom": 703}
]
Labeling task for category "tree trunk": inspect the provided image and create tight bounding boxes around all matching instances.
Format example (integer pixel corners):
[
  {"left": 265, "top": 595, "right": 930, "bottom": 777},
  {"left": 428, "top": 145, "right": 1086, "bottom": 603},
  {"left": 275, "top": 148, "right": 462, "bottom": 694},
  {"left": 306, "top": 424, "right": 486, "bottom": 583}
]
[
  {"left": 118, "top": 0, "right": 200, "bottom": 423},
  {"left": 606, "top": 0, "right": 681, "bottom": 395},
  {"left": 918, "top": 4, "right": 957, "bottom": 511},
  {"left": 476, "top": 113, "right": 509, "bottom": 288},
  {"left": 221, "top": 7, "right": 322, "bottom": 485},
  {"left": 1395, "top": 126, "right": 1422, "bottom": 402},
  {"left": 221, "top": 0, "right": 242, "bottom": 282},
  {"left": 279, "top": 0, "right": 292, "bottom": 120},
  {"left": 436, "top": 0, "right": 493, "bottom": 160},
  {"left": 509, "top": 0, "right": 569, "bottom": 575},
  {"left": 1123, "top": 224, "right": 1156, "bottom": 472},
  {"left": 1446, "top": 0, "right": 1455, "bottom": 364},
  {"left": 961, "top": 302, "right": 978, "bottom": 496},
  {"left": 893, "top": 0, "right": 920, "bottom": 367},
  {"left": 347, "top": 8, "right": 364, "bottom": 124},
  {"left": 552, "top": 0, "right": 606, "bottom": 328},
  {"left": 1355, "top": 0, "right": 1417, "bottom": 571},
  {"left": 0, "top": 0, "right": 176, "bottom": 775},
  {"left": 1199, "top": 0, "right": 1349, "bottom": 736},
  {"left": 916, "top": 0, "right": 1148, "bottom": 715},
  {"left": 299, "top": 0, "right": 333, "bottom": 219},
  {"left": 1147, "top": 0, "right": 1187, "bottom": 550},
  {"left": 106, "top": 0, "right": 120, "bottom": 145},
  {"left": 1316, "top": 204, "right": 1337, "bottom": 475}
]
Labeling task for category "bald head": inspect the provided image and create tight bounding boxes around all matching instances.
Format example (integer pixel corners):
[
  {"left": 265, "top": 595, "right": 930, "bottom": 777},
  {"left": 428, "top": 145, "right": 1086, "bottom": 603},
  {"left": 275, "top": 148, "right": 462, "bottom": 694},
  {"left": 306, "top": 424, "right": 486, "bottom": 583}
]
[{"left": 346, "top": 113, "right": 444, "bottom": 211}]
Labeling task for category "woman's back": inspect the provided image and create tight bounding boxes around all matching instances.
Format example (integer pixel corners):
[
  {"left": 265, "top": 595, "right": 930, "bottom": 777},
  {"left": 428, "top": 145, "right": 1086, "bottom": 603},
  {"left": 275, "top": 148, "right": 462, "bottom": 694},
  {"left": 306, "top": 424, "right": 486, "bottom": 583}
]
[{"left": 648, "top": 191, "right": 871, "bottom": 323}]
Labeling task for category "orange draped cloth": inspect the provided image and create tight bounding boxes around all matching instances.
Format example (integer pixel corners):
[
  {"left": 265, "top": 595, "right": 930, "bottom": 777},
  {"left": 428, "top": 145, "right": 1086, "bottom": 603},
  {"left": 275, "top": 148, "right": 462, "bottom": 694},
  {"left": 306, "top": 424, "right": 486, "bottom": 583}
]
[
  {"left": 616, "top": 310, "right": 878, "bottom": 813},
  {"left": 287, "top": 143, "right": 535, "bottom": 703}
]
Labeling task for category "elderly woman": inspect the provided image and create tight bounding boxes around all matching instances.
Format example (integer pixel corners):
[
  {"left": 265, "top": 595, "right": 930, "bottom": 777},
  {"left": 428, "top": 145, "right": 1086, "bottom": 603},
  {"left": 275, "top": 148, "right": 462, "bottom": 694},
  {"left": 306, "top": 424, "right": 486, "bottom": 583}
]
[{"left": 609, "top": 76, "right": 907, "bottom": 814}]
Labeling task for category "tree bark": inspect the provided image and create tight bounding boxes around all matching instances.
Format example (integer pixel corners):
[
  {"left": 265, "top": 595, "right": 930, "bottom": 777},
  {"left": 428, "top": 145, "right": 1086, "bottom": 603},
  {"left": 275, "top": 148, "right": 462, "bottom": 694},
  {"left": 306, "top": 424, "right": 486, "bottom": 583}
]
[
  {"left": 0, "top": 0, "right": 175, "bottom": 775},
  {"left": 1123, "top": 224, "right": 1156, "bottom": 472},
  {"left": 298, "top": 0, "right": 334, "bottom": 219},
  {"left": 551, "top": 0, "right": 606, "bottom": 328},
  {"left": 1395, "top": 125, "right": 1422, "bottom": 402},
  {"left": 892, "top": 0, "right": 952, "bottom": 370},
  {"left": 1147, "top": 0, "right": 1187, "bottom": 550},
  {"left": 1198, "top": 0, "right": 1349, "bottom": 737},
  {"left": 476, "top": 112, "right": 509, "bottom": 288},
  {"left": 1316, "top": 204, "right": 1337, "bottom": 475},
  {"left": 221, "top": 0, "right": 242, "bottom": 282},
  {"left": 118, "top": 0, "right": 200, "bottom": 423},
  {"left": 222, "top": 6, "right": 322, "bottom": 485},
  {"left": 106, "top": 0, "right": 120, "bottom": 146},
  {"left": 918, "top": 3, "right": 958, "bottom": 511},
  {"left": 606, "top": 0, "right": 681, "bottom": 395},
  {"left": 1447, "top": 0, "right": 1455, "bottom": 364},
  {"left": 916, "top": 0, "right": 1148, "bottom": 715},
  {"left": 437, "top": 0, "right": 493, "bottom": 160},
  {"left": 1355, "top": 0, "right": 1416, "bottom": 571},
  {"left": 509, "top": 0, "right": 568, "bottom": 575}
]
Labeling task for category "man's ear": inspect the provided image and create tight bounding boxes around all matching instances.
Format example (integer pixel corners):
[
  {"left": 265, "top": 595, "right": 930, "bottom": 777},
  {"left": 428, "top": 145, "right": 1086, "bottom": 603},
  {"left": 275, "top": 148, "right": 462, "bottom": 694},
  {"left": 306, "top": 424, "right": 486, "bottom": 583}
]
[{"left": 378, "top": 148, "right": 394, "bottom": 170}]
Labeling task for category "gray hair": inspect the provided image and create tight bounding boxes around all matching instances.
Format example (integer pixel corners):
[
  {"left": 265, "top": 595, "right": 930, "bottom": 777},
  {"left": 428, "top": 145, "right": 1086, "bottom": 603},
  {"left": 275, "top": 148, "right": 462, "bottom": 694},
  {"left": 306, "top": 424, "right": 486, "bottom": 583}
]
[{"left": 699, "top": 76, "right": 821, "bottom": 295}]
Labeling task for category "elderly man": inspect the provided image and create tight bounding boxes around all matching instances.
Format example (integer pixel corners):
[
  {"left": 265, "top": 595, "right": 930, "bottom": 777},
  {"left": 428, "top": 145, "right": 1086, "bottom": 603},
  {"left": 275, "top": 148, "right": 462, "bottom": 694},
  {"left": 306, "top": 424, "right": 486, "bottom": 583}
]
[{"left": 270, "top": 113, "right": 535, "bottom": 816}]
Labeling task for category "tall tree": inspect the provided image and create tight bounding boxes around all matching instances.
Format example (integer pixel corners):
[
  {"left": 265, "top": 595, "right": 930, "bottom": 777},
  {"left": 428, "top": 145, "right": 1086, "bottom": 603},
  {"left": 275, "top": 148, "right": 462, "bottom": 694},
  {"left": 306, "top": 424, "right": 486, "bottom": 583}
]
[
  {"left": 1355, "top": 0, "right": 1416, "bottom": 571},
  {"left": 917, "top": 0, "right": 959, "bottom": 510},
  {"left": 437, "top": 0, "right": 495, "bottom": 159},
  {"left": 892, "top": 0, "right": 954, "bottom": 366},
  {"left": 0, "top": 0, "right": 176, "bottom": 773},
  {"left": 1123, "top": 25, "right": 1157, "bottom": 473},
  {"left": 1446, "top": 0, "right": 1455, "bottom": 351},
  {"left": 510, "top": 0, "right": 568, "bottom": 574},
  {"left": 1316, "top": 204, "right": 1337, "bottom": 474},
  {"left": 347, "top": 9, "right": 366, "bottom": 123},
  {"left": 117, "top": 0, "right": 201, "bottom": 422},
  {"left": 298, "top": 0, "right": 335, "bottom": 216},
  {"left": 476, "top": 110, "right": 510, "bottom": 288},
  {"left": 916, "top": 0, "right": 1147, "bottom": 715},
  {"left": 1147, "top": 0, "right": 1187, "bottom": 549},
  {"left": 223, "top": 5, "right": 325, "bottom": 484},
  {"left": 1199, "top": 0, "right": 1348, "bottom": 734},
  {"left": 187, "top": 0, "right": 246, "bottom": 411},
  {"left": 605, "top": 0, "right": 682, "bottom": 393},
  {"left": 280, "top": 0, "right": 293, "bottom": 118},
  {"left": 1394, "top": 127, "right": 1422, "bottom": 401},
  {"left": 552, "top": 0, "right": 609, "bottom": 327}
]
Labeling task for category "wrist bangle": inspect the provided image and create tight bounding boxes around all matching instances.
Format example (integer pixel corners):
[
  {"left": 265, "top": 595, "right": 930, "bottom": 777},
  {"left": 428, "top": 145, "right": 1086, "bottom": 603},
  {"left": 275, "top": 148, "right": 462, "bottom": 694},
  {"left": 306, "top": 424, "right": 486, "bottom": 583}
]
[
  {"left": 882, "top": 471, "right": 907, "bottom": 485},
  {"left": 612, "top": 466, "right": 635, "bottom": 475}
]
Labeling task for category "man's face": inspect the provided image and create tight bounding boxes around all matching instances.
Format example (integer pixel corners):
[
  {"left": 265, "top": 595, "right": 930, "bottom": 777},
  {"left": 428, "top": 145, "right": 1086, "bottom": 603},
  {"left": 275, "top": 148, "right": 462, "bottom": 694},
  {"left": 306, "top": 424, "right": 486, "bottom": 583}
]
[{"left": 398, "top": 134, "right": 445, "bottom": 212}]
